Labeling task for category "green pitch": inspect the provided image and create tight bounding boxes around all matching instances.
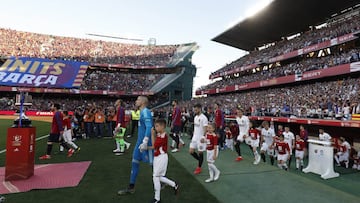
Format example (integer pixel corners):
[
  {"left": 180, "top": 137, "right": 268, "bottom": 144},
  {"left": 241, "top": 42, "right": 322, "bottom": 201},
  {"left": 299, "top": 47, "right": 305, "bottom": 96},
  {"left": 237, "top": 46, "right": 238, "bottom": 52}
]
[
  {"left": 173, "top": 135, "right": 360, "bottom": 203},
  {"left": 0, "top": 119, "right": 218, "bottom": 203}
]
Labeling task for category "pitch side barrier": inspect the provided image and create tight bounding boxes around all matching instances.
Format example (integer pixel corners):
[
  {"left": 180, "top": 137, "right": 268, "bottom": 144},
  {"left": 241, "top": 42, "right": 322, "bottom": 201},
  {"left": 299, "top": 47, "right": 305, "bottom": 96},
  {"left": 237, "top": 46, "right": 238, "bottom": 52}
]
[
  {"left": 225, "top": 115, "right": 360, "bottom": 144},
  {"left": 225, "top": 115, "right": 360, "bottom": 128},
  {"left": 0, "top": 110, "right": 131, "bottom": 124}
]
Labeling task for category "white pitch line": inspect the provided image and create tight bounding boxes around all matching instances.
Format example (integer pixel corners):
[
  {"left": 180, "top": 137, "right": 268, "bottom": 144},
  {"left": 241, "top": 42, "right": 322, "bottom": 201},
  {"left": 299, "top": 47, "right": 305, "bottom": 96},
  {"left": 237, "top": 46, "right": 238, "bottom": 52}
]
[{"left": 0, "top": 134, "right": 49, "bottom": 154}]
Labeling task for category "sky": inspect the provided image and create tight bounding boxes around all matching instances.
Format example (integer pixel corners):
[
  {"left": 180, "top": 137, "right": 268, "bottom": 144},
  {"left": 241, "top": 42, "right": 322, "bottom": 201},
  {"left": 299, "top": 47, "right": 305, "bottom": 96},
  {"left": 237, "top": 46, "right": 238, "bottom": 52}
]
[{"left": 0, "top": 0, "right": 273, "bottom": 92}]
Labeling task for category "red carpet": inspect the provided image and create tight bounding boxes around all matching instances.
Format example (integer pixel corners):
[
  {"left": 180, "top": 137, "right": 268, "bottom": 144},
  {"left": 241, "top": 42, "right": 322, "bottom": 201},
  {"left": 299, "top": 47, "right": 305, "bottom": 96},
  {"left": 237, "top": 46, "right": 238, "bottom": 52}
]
[{"left": 0, "top": 161, "right": 91, "bottom": 194}]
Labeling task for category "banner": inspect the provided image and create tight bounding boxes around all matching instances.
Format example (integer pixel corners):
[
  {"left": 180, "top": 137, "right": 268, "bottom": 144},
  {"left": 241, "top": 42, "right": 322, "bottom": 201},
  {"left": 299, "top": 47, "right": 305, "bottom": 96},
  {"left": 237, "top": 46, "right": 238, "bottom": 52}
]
[
  {"left": 224, "top": 115, "right": 360, "bottom": 128},
  {"left": 210, "top": 32, "right": 358, "bottom": 79},
  {"left": 0, "top": 57, "right": 88, "bottom": 88},
  {"left": 196, "top": 63, "right": 355, "bottom": 95},
  {"left": 0, "top": 86, "right": 154, "bottom": 96}
]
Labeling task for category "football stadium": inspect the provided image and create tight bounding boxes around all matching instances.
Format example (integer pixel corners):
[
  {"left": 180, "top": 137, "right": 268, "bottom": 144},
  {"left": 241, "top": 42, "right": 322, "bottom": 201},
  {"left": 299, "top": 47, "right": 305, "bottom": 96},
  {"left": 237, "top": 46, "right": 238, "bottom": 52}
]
[{"left": 1, "top": 0, "right": 360, "bottom": 202}]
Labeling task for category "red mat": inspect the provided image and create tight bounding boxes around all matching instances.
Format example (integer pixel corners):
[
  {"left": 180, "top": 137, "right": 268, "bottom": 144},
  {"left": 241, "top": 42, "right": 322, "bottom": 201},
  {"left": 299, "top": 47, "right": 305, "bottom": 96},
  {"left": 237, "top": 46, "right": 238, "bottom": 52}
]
[{"left": 0, "top": 161, "right": 91, "bottom": 194}]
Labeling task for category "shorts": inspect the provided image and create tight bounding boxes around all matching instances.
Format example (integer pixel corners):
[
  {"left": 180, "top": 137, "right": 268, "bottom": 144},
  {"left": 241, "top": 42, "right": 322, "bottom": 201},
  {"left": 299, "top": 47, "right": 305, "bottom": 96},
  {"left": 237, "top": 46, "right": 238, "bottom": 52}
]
[
  {"left": 277, "top": 153, "right": 288, "bottom": 162},
  {"left": 62, "top": 129, "right": 72, "bottom": 143},
  {"left": 207, "top": 149, "right": 218, "bottom": 163},
  {"left": 190, "top": 138, "right": 206, "bottom": 152},
  {"left": 171, "top": 125, "right": 181, "bottom": 134},
  {"left": 336, "top": 152, "right": 349, "bottom": 162},
  {"left": 295, "top": 150, "right": 304, "bottom": 159},
  {"left": 260, "top": 142, "right": 275, "bottom": 156},
  {"left": 250, "top": 139, "right": 259, "bottom": 148},
  {"left": 133, "top": 144, "right": 154, "bottom": 164},
  {"left": 237, "top": 135, "right": 244, "bottom": 142},
  {"left": 244, "top": 136, "right": 252, "bottom": 145},
  {"left": 48, "top": 133, "right": 60, "bottom": 143},
  {"left": 153, "top": 153, "right": 168, "bottom": 177}
]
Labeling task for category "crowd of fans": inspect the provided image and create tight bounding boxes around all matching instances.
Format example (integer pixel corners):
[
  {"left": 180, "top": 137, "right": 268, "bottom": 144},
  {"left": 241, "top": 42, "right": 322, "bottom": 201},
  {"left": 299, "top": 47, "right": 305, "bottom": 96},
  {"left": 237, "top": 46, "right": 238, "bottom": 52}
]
[
  {"left": 0, "top": 28, "right": 178, "bottom": 66},
  {"left": 211, "top": 14, "right": 360, "bottom": 77},
  {"left": 200, "top": 48, "right": 360, "bottom": 90},
  {"left": 1, "top": 76, "right": 359, "bottom": 123},
  {"left": 81, "top": 70, "right": 164, "bottom": 92},
  {"left": 184, "top": 77, "right": 360, "bottom": 120}
]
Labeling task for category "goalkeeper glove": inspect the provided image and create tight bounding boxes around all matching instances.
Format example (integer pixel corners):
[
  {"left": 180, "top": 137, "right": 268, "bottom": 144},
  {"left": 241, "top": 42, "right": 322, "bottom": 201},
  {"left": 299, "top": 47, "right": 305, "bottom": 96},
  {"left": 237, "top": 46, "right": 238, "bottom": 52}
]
[{"left": 139, "top": 137, "right": 149, "bottom": 152}]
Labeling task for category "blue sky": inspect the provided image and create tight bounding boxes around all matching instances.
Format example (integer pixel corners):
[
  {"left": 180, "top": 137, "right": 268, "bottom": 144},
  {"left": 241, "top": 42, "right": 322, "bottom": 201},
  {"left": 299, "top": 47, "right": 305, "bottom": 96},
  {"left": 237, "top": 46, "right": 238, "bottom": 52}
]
[{"left": 0, "top": 0, "right": 272, "bottom": 90}]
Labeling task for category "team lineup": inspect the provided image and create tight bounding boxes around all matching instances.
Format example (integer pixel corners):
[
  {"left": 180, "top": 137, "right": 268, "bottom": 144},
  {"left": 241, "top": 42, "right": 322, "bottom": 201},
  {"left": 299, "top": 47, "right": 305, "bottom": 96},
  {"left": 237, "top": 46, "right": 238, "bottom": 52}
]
[
  {"left": 33, "top": 95, "right": 357, "bottom": 203},
  {"left": 109, "top": 98, "right": 311, "bottom": 202}
]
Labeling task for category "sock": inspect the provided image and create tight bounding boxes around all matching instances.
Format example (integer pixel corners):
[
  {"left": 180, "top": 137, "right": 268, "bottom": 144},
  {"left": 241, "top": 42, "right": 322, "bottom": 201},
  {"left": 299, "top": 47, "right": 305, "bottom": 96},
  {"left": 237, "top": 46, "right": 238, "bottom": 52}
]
[
  {"left": 261, "top": 153, "right": 266, "bottom": 162},
  {"left": 334, "top": 155, "right": 340, "bottom": 164},
  {"left": 170, "top": 133, "right": 180, "bottom": 148},
  {"left": 130, "top": 160, "right": 140, "bottom": 185},
  {"left": 296, "top": 159, "right": 300, "bottom": 169},
  {"left": 174, "top": 134, "right": 180, "bottom": 148},
  {"left": 153, "top": 176, "right": 161, "bottom": 201},
  {"left": 160, "top": 176, "right": 176, "bottom": 187},
  {"left": 180, "top": 137, "right": 185, "bottom": 145},
  {"left": 270, "top": 156, "right": 274, "bottom": 165},
  {"left": 68, "top": 141, "right": 78, "bottom": 149},
  {"left": 254, "top": 151, "right": 259, "bottom": 159},
  {"left": 129, "top": 183, "right": 135, "bottom": 189},
  {"left": 46, "top": 144, "right": 53, "bottom": 155},
  {"left": 249, "top": 145, "right": 254, "bottom": 155},
  {"left": 208, "top": 164, "right": 214, "bottom": 179},
  {"left": 171, "top": 140, "right": 175, "bottom": 148},
  {"left": 300, "top": 160, "right": 304, "bottom": 167},
  {"left": 235, "top": 142, "right": 241, "bottom": 156},
  {"left": 277, "top": 163, "right": 282, "bottom": 169},
  {"left": 119, "top": 138, "right": 125, "bottom": 152},
  {"left": 60, "top": 145, "right": 64, "bottom": 152},
  {"left": 283, "top": 163, "right": 288, "bottom": 169},
  {"left": 288, "top": 155, "right": 292, "bottom": 168},
  {"left": 199, "top": 153, "right": 204, "bottom": 168},
  {"left": 60, "top": 141, "right": 70, "bottom": 150},
  {"left": 209, "top": 163, "right": 219, "bottom": 175},
  {"left": 191, "top": 152, "right": 199, "bottom": 161},
  {"left": 115, "top": 141, "right": 120, "bottom": 150}
]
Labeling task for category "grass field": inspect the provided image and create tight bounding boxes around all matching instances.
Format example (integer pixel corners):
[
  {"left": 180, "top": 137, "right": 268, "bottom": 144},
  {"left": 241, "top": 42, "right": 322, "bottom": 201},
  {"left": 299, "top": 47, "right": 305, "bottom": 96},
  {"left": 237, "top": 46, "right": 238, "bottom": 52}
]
[
  {"left": 0, "top": 118, "right": 218, "bottom": 203},
  {"left": 1, "top": 117, "right": 360, "bottom": 203}
]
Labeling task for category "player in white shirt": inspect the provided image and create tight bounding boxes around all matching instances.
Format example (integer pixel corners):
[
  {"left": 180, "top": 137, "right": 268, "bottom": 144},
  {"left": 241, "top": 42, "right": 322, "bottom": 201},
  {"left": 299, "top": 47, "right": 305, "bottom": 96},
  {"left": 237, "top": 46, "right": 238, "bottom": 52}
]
[
  {"left": 260, "top": 121, "right": 276, "bottom": 165},
  {"left": 282, "top": 126, "right": 295, "bottom": 168},
  {"left": 334, "top": 137, "right": 351, "bottom": 168},
  {"left": 318, "top": 128, "right": 332, "bottom": 143},
  {"left": 234, "top": 107, "right": 249, "bottom": 162},
  {"left": 189, "top": 103, "right": 208, "bottom": 175}
]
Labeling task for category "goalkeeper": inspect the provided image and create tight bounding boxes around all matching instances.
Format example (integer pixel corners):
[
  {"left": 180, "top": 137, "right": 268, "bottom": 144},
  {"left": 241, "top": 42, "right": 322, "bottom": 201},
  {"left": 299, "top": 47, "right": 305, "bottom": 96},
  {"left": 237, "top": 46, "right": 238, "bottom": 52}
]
[
  {"left": 113, "top": 126, "right": 126, "bottom": 155},
  {"left": 118, "top": 96, "right": 153, "bottom": 195}
]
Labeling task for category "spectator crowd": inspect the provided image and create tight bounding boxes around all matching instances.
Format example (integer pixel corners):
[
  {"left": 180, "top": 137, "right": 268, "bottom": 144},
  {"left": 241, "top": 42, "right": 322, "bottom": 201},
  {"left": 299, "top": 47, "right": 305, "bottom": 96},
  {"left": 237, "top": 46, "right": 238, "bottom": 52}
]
[
  {"left": 0, "top": 28, "right": 178, "bottom": 66},
  {"left": 200, "top": 48, "right": 360, "bottom": 90},
  {"left": 210, "top": 14, "right": 360, "bottom": 78},
  {"left": 81, "top": 70, "right": 164, "bottom": 92},
  {"left": 185, "top": 77, "right": 360, "bottom": 120}
]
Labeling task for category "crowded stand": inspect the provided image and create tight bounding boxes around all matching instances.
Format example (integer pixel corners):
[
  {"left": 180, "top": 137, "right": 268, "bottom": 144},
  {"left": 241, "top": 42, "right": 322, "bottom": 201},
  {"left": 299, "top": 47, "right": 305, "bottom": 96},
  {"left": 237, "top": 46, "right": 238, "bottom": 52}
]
[
  {"left": 199, "top": 48, "right": 360, "bottom": 90},
  {"left": 210, "top": 13, "right": 360, "bottom": 77},
  {"left": 0, "top": 28, "right": 178, "bottom": 66},
  {"left": 185, "top": 77, "right": 360, "bottom": 120},
  {"left": 81, "top": 70, "right": 164, "bottom": 92}
]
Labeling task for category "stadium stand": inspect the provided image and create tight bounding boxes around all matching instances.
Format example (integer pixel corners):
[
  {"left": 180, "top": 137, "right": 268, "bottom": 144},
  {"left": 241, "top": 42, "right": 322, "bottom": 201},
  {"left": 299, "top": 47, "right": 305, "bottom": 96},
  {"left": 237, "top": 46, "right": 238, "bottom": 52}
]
[
  {"left": 0, "top": 28, "right": 198, "bottom": 106},
  {"left": 210, "top": 13, "right": 360, "bottom": 78},
  {"left": 0, "top": 28, "right": 178, "bottom": 66},
  {"left": 191, "top": 1, "right": 360, "bottom": 129}
]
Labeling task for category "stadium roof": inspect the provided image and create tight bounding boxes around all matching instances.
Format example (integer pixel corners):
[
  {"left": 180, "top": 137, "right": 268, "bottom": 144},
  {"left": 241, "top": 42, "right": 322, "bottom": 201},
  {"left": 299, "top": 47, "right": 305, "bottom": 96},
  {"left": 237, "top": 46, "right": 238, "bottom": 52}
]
[{"left": 213, "top": 0, "right": 360, "bottom": 51}]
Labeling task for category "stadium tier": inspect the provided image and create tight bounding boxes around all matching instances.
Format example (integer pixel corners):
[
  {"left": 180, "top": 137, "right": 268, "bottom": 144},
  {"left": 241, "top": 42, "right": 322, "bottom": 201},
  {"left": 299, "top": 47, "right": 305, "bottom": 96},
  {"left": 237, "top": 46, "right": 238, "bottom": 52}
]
[
  {"left": 0, "top": 28, "right": 178, "bottom": 67},
  {"left": 188, "top": 1, "right": 360, "bottom": 134},
  {"left": 197, "top": 10, "right": 360, "bottom": 95},
  {"left": 0, "top": 28, "right": 198, "bottom": 101}
]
